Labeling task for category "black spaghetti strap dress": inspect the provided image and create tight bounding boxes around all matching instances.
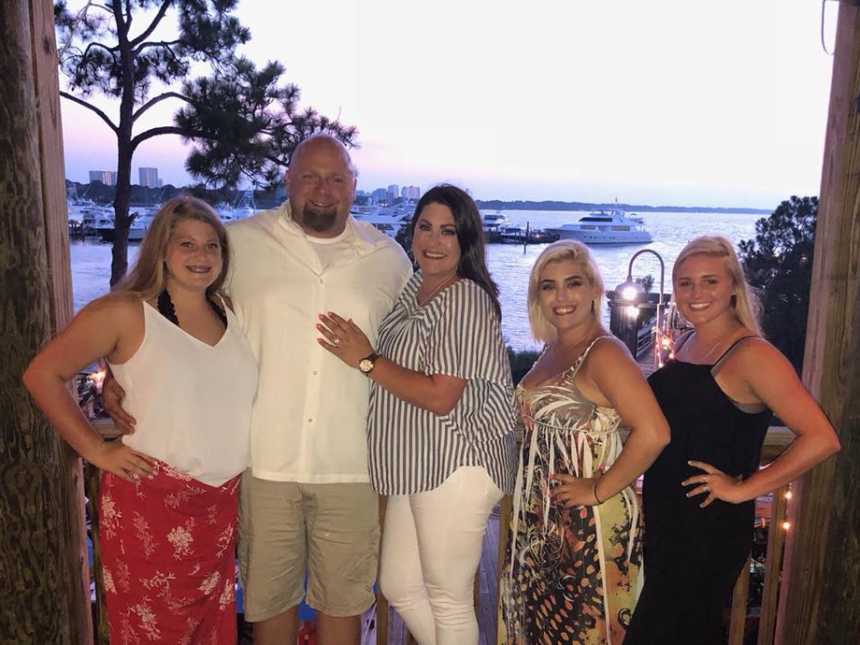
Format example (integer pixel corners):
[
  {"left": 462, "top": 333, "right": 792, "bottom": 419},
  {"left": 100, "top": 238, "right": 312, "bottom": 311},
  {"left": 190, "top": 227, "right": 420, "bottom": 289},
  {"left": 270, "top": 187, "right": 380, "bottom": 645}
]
[{"left": 625, "top": 337, "right": 771, "bottom": 644}]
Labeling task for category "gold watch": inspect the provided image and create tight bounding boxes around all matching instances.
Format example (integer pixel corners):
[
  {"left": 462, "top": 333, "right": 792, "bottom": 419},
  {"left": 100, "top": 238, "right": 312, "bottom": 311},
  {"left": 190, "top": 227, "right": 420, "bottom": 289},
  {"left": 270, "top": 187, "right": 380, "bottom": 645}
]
[{"left": 358, "top": 352, "right": 380, "bottom": 375}]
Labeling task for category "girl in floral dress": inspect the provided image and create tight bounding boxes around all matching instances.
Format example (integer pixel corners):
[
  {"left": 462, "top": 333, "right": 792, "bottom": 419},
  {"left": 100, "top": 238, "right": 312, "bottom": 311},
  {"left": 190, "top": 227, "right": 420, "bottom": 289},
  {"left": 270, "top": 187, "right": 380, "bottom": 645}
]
[
  {"left": 499, "top": 240, "right": 669, "bottom": 644},
  {"left": 24, "top": 197, "right": 257, "bottom": 644}
]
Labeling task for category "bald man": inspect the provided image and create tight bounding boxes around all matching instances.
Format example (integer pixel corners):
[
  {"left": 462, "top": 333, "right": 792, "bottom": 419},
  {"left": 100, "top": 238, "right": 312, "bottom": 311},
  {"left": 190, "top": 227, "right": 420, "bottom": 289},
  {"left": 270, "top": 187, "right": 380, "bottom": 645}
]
[{"left": 228, "top": 136, "right": 411, "bottom": 644}]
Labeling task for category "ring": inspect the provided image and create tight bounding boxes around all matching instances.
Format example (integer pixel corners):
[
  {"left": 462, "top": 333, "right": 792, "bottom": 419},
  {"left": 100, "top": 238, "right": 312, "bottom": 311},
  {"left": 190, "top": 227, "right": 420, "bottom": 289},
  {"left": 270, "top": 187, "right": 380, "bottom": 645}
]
[{"left": 334, "top": 338, "right": 341, "bottom": 346}]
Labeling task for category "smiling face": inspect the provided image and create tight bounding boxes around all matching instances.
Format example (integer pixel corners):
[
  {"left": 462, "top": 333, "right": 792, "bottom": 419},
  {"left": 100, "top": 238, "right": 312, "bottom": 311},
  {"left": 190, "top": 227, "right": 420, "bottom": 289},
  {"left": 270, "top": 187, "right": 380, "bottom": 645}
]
[
  {"left": 537, "top": 258, "right": 600, "bottom": 334},
  {"left": 673, "top": 253, "right": 737, "bottom": 328},
  {"left": 164, "top": 218, "right": 223, "bottom": 293},
  {"left": 286, "top": 137, "right": 356, "bottom": 238},
  {"left": 411, "top": 202, "right": 461, "bottom": 281}
]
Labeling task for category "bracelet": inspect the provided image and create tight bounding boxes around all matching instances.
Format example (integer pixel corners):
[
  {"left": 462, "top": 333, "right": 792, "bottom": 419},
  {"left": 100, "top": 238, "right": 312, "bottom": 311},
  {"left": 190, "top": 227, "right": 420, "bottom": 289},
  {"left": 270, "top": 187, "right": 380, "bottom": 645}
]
[{"left": 593, "top": 478, "right": 603, "bottom": 505}]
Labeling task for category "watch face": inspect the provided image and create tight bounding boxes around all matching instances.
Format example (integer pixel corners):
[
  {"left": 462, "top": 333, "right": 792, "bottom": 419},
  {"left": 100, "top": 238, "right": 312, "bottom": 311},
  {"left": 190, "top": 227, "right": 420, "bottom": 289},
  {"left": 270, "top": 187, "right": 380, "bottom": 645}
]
[{"left": 359, "top": 358, "right": 373, "bottom": 373}]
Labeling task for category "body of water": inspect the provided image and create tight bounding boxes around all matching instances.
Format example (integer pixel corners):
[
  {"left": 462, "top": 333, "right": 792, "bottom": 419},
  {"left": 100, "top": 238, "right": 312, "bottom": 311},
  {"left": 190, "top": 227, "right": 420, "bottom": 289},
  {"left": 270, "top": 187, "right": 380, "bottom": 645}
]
[{"left": 69, "top": 209, "right": 764, "bottom": 350}]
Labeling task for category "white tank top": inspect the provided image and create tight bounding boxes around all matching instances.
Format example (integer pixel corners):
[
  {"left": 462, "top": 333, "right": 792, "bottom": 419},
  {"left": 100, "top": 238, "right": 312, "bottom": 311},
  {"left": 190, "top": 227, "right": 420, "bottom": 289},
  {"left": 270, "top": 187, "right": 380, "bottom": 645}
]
[{"left": 109, "top": 300, "right": 258, "bottom": 486}]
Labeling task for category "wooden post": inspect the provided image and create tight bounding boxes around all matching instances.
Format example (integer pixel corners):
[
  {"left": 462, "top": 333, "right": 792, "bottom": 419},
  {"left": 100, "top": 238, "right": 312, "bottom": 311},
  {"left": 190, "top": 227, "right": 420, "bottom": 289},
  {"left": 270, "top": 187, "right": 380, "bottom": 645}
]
[
  {"left": 757, "top": 486, "right": 789, "bottom": 645},
  {"left": 0, "top": 1, "right": 89, "bottom": 643},
  {"left": 377, "top": 495, "right": 390, "bottom": 645},
  {"left": 774, "top": 1, "right": 860, "bottom": 642},
  {"left": 728, "top": 558, "right": 751, "bottom": 645}
]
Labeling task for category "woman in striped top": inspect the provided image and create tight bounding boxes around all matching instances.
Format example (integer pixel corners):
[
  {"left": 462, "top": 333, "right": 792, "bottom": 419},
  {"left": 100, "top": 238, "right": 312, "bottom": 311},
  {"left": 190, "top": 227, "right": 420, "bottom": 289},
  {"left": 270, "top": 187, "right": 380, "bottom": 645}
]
[{"left": 318, "top": 184, "right": 516, "bottom": 645}]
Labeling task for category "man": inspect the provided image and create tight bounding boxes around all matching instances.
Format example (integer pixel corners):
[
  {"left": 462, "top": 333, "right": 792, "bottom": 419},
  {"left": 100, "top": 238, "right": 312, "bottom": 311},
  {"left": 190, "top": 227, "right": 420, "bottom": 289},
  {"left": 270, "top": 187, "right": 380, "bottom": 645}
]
[{"left": 106, "top": 135, "right": 411, "bottom": 644}]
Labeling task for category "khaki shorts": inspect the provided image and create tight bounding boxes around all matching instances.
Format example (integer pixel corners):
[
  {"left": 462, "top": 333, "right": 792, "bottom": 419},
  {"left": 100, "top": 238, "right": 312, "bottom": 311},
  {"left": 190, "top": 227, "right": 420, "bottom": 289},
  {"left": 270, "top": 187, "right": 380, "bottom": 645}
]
[{"left": 239, "top": 472, "right": 380, "bottom": 621}]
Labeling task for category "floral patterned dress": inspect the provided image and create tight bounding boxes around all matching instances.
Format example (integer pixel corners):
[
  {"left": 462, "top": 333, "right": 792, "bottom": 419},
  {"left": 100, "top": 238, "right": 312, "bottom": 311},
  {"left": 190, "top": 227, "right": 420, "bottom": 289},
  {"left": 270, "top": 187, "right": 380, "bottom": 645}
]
[
  {"left": 499, "top": 337, "right": 643, "bottom": 645},
  {"left": 99, "top": 460, "right": 240, "bottom": 644}
]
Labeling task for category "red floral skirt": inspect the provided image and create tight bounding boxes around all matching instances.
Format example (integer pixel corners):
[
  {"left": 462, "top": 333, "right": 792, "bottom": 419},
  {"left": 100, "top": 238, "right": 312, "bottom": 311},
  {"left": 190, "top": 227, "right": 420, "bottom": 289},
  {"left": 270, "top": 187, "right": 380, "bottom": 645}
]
[{"left": 99, "top": 460, "right": 240, "bottom": 644}]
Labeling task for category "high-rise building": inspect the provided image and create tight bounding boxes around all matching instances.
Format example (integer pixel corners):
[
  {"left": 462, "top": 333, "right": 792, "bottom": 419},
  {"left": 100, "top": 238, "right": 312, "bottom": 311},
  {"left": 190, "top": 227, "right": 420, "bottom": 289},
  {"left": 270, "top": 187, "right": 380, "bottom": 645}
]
[
  {"left": 139, "top": 167, "right": 160, "bottom": 188},
  {"left": 387, "top": 184, "right": 400, "bottom": 200},
  {"left": 88, "top": 170, "right": 117, "bottom": 186},
  {"left": 401, "top": 185, "right": 420, "bottom": 199}
]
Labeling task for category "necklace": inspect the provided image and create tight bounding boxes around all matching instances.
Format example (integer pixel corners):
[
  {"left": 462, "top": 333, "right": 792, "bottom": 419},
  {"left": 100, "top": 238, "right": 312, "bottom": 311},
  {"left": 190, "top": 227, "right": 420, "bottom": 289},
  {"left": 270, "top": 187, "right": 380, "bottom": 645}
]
[
  {"left": 692, "top": 332, "right": 726, "bottom": 362},
  {"left": 418, "top": 275, "right": 458, "bottom": 306}
]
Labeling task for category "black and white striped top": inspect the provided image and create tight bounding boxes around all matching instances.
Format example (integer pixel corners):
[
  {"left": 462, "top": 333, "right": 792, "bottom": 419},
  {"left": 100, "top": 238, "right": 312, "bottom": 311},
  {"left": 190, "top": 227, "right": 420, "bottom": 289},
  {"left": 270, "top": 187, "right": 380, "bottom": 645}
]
[{"left": 367, "top": 272, "right": 517, "bottom": 496}]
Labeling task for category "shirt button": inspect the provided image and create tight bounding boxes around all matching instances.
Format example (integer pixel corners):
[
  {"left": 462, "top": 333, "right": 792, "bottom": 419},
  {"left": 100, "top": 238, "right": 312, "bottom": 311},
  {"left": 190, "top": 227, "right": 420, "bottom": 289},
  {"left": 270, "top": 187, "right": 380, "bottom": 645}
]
[
  {"left": 312, "top": 370, "right": 318, "bottom": 375},
  {"left": 307, "top": 418, "right": 313, "bottom": 423}
]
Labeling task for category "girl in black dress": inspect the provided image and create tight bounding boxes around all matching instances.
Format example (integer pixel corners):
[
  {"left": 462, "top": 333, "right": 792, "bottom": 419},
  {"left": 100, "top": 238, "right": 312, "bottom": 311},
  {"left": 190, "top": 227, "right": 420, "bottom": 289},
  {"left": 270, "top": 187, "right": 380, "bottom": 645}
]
[{"left": 625, "top": 235, "right": 840, "bottom": 644}]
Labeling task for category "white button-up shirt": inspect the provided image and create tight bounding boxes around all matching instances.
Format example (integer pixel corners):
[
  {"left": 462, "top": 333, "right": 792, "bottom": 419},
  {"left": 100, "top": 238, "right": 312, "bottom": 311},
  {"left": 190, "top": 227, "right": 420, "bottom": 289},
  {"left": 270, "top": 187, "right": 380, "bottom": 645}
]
[{"left": 226, "top": 203, "right": 412, "bottom": 483}]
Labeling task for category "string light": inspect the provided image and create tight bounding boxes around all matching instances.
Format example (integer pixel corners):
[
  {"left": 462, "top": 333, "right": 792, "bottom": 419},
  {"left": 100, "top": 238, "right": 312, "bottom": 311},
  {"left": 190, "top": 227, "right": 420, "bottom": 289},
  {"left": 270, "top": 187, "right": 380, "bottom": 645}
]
[
  {"left": 88, "top": 367, "right": 107, "bottom": 391},
  {"left": 782, "top": 521, "right": 791, "bottom": 531}
]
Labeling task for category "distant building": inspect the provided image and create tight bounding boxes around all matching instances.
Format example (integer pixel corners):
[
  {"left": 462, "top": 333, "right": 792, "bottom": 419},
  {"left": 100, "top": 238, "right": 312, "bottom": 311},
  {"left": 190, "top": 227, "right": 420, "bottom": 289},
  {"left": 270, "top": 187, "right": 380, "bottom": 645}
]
[
  {"left": 401, "top": 185, "right": 420, "bottom": 199},
  {"left": 372, "top": 188, "right": 389, "bottom": 203},
  {"left": 88, "top": 170, "right": 117, "bottom": 186},
  {"left": 387, "top": 184, "right": 400, "bottom": 200},
  {"left": 139, "top": 167, "right": 159, "bottom": 188}
]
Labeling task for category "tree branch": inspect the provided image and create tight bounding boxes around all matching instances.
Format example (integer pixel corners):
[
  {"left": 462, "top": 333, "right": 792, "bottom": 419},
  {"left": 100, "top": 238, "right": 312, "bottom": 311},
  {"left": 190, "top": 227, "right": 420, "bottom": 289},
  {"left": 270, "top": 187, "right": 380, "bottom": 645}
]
[
  {"left": 131, "top": 126, "right": 203, "bottom": 151},
  {"left": 83, "top": 1, "right": 113, "bottom": 14},
  {"left": 79, "top": 40, "right": 118, "bottom": 62},
  {"left": 265, "top": 155, "right": 288, "bottom": 167},
  {"left": 130, "top": 0, "right": 172, "bottom": 47},
  {"left": 133, "top": 39, "right": 182, "bottom": 56},
  {"left": 133, "top": 91, "right": 192, "bottom": 122},
  {"left": 60, "top": 91, "right": 118, "bottom": 133}
]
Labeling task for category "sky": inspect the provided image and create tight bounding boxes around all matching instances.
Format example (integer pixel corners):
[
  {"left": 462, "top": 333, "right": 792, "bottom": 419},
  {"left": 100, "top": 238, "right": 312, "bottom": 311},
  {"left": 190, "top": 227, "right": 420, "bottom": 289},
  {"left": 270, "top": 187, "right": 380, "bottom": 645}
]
[{"left": 60, "top": 1, "right": 838, "bottom": 209}]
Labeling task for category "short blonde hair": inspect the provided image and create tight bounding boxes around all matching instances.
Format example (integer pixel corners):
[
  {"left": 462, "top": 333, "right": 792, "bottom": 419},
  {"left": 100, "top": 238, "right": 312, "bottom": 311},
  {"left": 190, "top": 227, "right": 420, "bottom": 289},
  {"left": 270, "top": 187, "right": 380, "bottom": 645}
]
[
  {"left": 115, "top": 195, "right": 229, "bottom": 300},
  {"left": 527, "top": 240, "right": 605, "bottom": 343},
  {"left": 673, "top": 235, "right": 762, "bottom": 336}
]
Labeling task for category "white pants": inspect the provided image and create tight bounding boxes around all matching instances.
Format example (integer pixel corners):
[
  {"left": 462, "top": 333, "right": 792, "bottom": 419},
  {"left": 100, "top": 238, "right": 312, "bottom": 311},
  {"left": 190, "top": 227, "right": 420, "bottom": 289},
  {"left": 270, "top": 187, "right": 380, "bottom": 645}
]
[{"left": 379, "top": 466, "right": 503, "bottom": 645}]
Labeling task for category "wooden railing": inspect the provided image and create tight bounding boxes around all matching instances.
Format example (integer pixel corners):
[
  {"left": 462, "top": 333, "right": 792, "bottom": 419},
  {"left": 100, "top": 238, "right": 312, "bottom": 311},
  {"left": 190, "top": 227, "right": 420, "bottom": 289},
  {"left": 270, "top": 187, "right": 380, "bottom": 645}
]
[
  {"left": 728, "top": 427, "right": 793, "bottom": 645},
  {"left": 378, "top": 426, "right": 795, "bottom": 644},
  {"left": 87, "top": 419, "right": 794, "bottom": 644}
]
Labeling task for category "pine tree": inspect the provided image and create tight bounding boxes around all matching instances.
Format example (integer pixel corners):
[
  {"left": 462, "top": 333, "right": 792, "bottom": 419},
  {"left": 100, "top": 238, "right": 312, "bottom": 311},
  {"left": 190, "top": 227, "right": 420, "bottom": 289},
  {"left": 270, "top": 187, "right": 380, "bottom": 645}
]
[
  {"left": 739, "top": 195, "right": 817, "bottom": 371},
  {"left": 56, "top": 0, "right": 356, "bottom": 284}
]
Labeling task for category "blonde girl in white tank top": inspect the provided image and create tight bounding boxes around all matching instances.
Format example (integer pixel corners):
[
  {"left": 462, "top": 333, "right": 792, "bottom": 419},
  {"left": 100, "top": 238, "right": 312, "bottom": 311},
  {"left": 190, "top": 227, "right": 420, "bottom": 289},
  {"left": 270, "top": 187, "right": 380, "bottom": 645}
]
[{"left": 24, "top": 196, "right": 257, "bottom": 644}]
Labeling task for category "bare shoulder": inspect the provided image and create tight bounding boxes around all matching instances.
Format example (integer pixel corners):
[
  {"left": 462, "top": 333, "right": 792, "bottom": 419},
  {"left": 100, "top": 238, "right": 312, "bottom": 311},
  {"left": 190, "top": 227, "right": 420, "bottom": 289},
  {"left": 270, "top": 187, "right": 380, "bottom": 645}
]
[
  {"left": 589, "top": 335, "right": 634, "bottom": 363},
  {"left": 584, "top": 335, "right": 637, "bottom": 378},
  {"left": 730, "top": 336, "right": 785, "bottom": 365},
  {"left": 726, "top": 336, "right": 796, "bottom": 381},
  {"left": 79, "top": 292, "right": 141, "bottom": 321}
]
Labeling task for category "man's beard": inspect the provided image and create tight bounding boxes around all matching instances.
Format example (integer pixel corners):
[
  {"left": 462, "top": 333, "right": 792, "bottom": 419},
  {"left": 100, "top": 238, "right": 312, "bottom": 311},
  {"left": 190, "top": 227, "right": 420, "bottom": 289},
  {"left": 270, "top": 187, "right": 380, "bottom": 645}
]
[{"left": 300, "top": 205, "right": 338, "bottom": 233}]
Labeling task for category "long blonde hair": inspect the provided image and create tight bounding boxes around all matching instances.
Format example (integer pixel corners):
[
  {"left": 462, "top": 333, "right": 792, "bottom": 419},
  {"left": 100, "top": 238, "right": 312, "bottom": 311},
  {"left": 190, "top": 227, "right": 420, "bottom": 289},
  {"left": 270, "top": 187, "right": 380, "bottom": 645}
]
[
  {"left": 115, "top": 195, "right": 229, "bottom": 300},
  {"left": 673, "top": 235, "right": 762, "bottom": 336},
  {"left": 527, "top": 240, "right": 605, "bottom": 343}
]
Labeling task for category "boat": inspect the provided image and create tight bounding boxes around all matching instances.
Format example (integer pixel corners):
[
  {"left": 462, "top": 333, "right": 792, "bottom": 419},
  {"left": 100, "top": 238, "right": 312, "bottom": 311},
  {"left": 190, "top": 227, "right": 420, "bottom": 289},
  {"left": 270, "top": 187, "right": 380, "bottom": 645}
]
[
  {"left": 544, "top": 208, "right": 652, "bottom": 245},
  {"left": 351, "top": 202, "right": 414, "bottom": 237},
  {"left": 98, "top": 212, "right": 153, "bottom": 242},
  {"left": 481, "top": 211, "right": 507, "bottom": 234},
  {"left": 226, "top": 190, "right": 257, "bottom": 221},
  {"left": 497, "top": 225, "right": 560, "bottom": 245}
]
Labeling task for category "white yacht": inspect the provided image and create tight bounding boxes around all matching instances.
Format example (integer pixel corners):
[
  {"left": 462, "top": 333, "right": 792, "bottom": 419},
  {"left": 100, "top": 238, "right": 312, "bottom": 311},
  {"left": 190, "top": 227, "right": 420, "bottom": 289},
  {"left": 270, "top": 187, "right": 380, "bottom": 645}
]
[
  {"left": 351, "top": 203, "right": 413, "bottom": 237},
  {"left": 98, "top": 210, "right": 153, "bottom": 242},
  {"left": 545, "top": 208, "right": 652, "bottom": 245},
  {"left": 482, "top": 211, "right": 507, "bottom": 234}
]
